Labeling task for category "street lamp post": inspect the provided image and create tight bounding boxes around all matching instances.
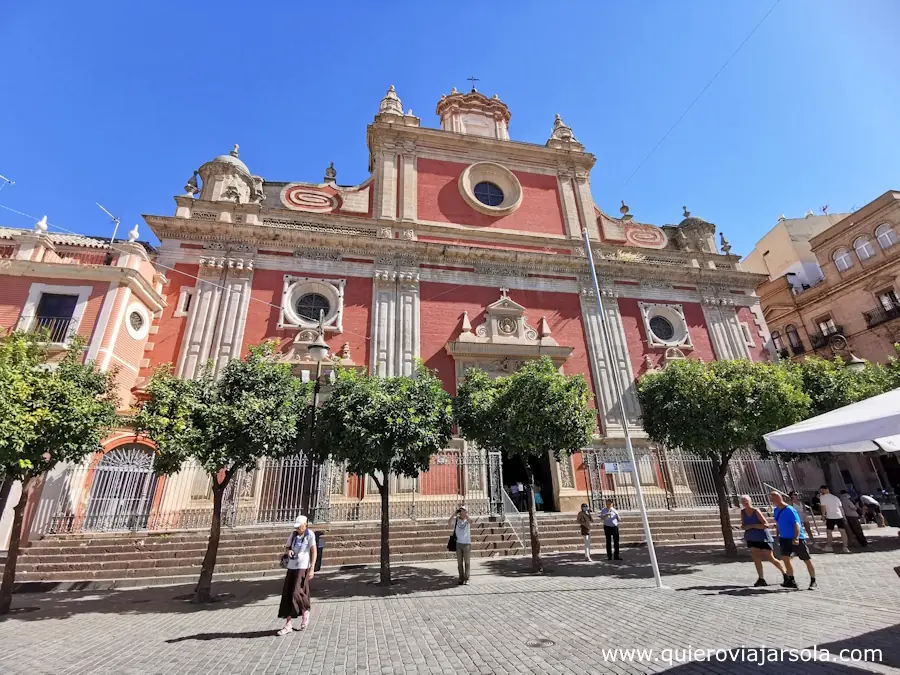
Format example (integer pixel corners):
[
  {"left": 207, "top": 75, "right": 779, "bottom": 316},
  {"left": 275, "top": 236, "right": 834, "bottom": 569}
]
[
  {"left": 582, "top": 228, "right": 664, "bottom": 589},
  {"left": 306, "top": 311, "right": 331, "bottom": 452}
]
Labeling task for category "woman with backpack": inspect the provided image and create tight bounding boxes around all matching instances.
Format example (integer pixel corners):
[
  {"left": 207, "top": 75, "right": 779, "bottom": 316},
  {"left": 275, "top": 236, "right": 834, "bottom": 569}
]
[
  {"left": 277, "top": 515, "right": 317, "bottom": 636},
  {"left": 739, "top": 495, "right": 784, "bottom": 587}
]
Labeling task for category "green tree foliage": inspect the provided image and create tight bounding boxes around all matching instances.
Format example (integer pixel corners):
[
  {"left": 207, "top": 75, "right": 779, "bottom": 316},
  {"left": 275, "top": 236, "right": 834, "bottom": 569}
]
[
  {"left": 455, "top": 357, "right": 595, "bottom": 572},
  {"left": 311, "top": 363, "right": 453, "bottom": 585},
  {"left": 135, "top": 343, "right": 309, "bottom": 602},
  {"left": 637, "top": 359, "right": 809, "bottom": 557},
  {"left": 0, "top": 332, "right": 118, "bottom": 614},
  {"left": 795, "top": 355, "right": 899, "bottom": 418}
]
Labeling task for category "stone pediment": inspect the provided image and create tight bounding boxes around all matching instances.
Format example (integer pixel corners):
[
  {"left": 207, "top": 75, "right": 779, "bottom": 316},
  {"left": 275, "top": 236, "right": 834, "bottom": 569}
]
[{"left": 445, "top": 288, "right": 573, "bottom": 377}]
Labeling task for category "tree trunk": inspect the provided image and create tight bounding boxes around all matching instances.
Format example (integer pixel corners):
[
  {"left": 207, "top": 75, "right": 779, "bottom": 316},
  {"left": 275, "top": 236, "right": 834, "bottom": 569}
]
[
  {"left": 0, "top": 477, "right": 33, "bottom": 615},
  {"left": 0, "top": 478, "right": 12, "bottom": 524},
  {"left": 194, "top": 479, "right": 226, "bottom": 603},
  {"left": 378, "top": 480, "right": 391, "bottom": 586},
  {"left": 523, "top": 465, "right": 542, "bottom": 572},
  {"left": 712, "top": 457, "right": 737, "bottom": 558}
]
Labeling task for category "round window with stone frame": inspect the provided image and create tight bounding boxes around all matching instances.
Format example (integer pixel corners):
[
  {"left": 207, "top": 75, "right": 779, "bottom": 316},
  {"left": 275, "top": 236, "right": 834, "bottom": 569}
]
[
  {"left": 473, "top": 182, "right": 504, "bottom": 207},
  {"left": 649, "top": 316, "right": 675, "bottom": 342},
  {"left": 295, "top": 293, "right": 331, "bottom": 323},
  {"left": 129, "top": 311, "right": 145, "bottom": 333}
]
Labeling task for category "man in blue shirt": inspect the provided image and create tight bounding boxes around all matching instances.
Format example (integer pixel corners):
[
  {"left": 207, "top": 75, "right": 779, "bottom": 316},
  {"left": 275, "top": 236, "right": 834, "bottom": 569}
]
[{"left": 769, "top": 491, "right": 817, "bottom": 590}]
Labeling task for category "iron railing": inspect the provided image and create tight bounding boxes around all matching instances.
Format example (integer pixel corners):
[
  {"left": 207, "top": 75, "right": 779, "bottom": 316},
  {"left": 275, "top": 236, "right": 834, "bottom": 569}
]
[
  {"left": 29, "top": 316, "right": 76, "bottom": 343},
  {"left": 579, "top": 448, "right": 795, "bottom": 512},
  {"left": 47, "top": 447, "right": 503, "bottom": 533},
  {"left": 863, "top": 301, "right": 900, "bottom": 328},
  {"left": 810, "top": 326, "right": 843, "bottom": 349}
]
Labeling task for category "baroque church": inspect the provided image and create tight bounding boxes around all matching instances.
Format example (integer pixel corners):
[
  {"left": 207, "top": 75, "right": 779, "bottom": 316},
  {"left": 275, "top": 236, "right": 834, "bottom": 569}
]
[{"left": 1, "top": 85, "right": 776, "bottom": 540}]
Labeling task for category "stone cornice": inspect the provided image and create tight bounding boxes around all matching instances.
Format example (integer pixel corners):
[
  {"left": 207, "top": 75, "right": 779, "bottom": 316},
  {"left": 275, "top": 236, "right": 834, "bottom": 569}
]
[
  {"left": 0, "top": 259, "right": 166, "bottom": 313},
  {"left": 366, "top": 121, "right": 597, "bottom": 171}
]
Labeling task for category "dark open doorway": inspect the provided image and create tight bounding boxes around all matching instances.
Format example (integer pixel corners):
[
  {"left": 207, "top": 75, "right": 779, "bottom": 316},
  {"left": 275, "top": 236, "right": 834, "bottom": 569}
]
[{"left": 500, "top": 450, "right": 557, "bottom": 512}]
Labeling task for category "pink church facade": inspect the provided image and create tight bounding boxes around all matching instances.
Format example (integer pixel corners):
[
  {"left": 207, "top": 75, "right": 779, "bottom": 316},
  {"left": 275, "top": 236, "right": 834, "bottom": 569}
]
[{"left": 1, "top": 86, "right": 783, "bottom": 542}]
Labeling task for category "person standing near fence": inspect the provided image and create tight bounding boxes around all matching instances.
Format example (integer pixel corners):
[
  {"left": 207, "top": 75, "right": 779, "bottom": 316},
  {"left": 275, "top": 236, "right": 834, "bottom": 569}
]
[
  {"left": 740, "top": 495, "right": 784, "bottom": 587},
  {"left": 770, "top": 491, "right": 817, "bottom": 590},
  {"left": 576, "top": 503, "right": 594, "bottom": 562},
  {"left": 818, "top": 485, "right": 850, "bottom": 554},
  {"left": 788, "top": 491, "right": 816, "bottom": 547},
  {"left": 600, "top": 499, "right": 621, "bottom": 561},
  {"left": 277, "top": 515, "right": 317, "bottom": 636},
  {"left": 839, "top": 490, "right": 868, "bottom": 548},
  {"left": 448, "top": 506, "right": 472, "bottom": 585}
]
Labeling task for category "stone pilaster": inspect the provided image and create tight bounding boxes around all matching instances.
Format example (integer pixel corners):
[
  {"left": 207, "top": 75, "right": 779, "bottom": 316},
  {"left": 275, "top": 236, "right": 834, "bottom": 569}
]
[
  {"left": 701, "top": 294, "right": 750, "bottom": 361},
  {"left": 580, "top": 284, "right": 641, "bottom": 437},
  {"left": 373, "top": 143, "right": 398, "bottom": 221},
  {"left": 395, "top": 270, "right": 420, "bottom": 376},
  {"left": 176, "top": 257, "right": 254, "bottom": 379},
  {"left": 398, "top": 141, "right": 417, "bottom": 223},
  {"left": 370, "top": 269, "right": 398, "bottom": 377}
]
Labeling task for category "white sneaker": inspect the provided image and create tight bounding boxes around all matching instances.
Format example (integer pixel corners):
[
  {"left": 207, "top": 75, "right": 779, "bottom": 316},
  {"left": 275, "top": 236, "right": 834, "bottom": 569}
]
[{"left": 586, "top": 556, "right": 593, "bottom": 562}]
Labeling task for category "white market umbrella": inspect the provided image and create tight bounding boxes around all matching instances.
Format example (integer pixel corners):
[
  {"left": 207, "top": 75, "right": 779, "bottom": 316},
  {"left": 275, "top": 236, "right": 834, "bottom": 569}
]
[{"left": 764, "top": 387, "right": 900, "bottom": 454}]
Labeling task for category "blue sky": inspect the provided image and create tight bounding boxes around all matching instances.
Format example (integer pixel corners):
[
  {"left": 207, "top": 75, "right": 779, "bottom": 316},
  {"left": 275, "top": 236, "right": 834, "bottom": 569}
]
[{"left": 0, "top": 1, "right": 897, "bottom": 257}]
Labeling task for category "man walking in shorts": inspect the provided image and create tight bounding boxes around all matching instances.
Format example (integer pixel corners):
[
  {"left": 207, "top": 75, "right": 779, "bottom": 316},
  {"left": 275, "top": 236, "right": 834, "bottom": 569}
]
[
  {"left": 818, "top": 485, "right": 850, "bottom": 553},
  {"left": 770, "top": 491, "right": 817, "bottom": 590}
]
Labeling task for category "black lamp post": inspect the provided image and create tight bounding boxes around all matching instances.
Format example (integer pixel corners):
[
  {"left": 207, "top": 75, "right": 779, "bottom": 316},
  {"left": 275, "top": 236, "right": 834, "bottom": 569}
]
[{"left": 306, "top": 311, "right": 330, "bottom": 452}]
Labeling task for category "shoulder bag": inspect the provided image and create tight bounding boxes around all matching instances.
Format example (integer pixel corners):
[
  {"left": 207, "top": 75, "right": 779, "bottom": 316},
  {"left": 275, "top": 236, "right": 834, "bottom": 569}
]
[
  {"left": 447, "top": 518, "right": 458, "bottom": 552},
  {"left": 280, "top": 530, "right": 299, "bottom": 569}
]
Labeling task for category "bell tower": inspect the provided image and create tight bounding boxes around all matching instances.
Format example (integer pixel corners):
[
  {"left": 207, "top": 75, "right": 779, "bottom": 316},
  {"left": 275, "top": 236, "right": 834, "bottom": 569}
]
[{"left": 436, "top": 87, "right": 511, "bottom": 140}]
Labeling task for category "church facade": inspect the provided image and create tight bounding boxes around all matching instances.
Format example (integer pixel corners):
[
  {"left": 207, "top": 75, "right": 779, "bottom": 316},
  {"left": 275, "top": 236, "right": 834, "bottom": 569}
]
[{"left": 1, "top": 86, "right": 780, "bottom": 541}]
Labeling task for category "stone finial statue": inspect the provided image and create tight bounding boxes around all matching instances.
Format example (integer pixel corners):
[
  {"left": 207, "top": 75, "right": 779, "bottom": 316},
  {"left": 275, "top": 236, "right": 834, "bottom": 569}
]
[
  {"left": 184, "top": 171, "right": 200, "bottom": 197},
  {"left": 230, "top": 144, "right": 240, "bottom": 158},
  {"left": 550, "top": 114, "right": 576, "bottom": 142},
  {"left": 34, "top": 215, "right": 48, "bottom": 233},
  {"left": 620, "top": 200, "right": 632, "bottom": 221},
  {"left": 719, "top": 231, "right": 732, "bottom": 255},
  {"left": 127, "top": 224, "right": 140, "bottom": 242},
  {"left": 683, "top": 206, "right": 690, "bottom": 218},
  {"left": 324, "top": 162, "right": 337, "bottom": 183},
  {"left": 378, "top": 85, "right": 403, "bottom": 117}
]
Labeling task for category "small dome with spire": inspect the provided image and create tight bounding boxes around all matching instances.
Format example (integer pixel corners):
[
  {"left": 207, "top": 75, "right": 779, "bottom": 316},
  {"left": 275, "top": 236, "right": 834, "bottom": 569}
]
[
  {"left": 678, "top": 205, "right": 709, "bottom": 228},
  {"left": 377, "top": 85, "right": 404, "bottom": 117},
  {"left": 210, "top": 144, "right": 250, "bottom": 175},
  {"left": 436, "top": 87, "right": 510, "bottom": 140}
]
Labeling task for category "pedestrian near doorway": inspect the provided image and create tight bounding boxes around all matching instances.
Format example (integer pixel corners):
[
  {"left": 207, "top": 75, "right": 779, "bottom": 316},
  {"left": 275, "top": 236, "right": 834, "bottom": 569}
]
[
  {"left": 839, "top": 490, "right": 868, "bottom": 548},
  {"left": 770, "top": 491, "right": 817, "bottom": 590},
  {"left": 739, "top": 495, "right": 784, "bottom": 587},
  {"left": 277, "top": 515, "right": 317, "bottom": 636},
  {"left": 788, "top": 491, "right": 816, "bottom": 546},
  {"left": 600, "top": 499, "right": 621, "bottom": 561},
  {"left": 448, "top": 506, "right": 472, "bottom": 585},
  {"left": 818, "top": 485, "right": 850, "bottom": 553},
  {"left": 576, "top": 503, "right": 593, "bottom": 562},
  {"left": 860, "top": 494, "right": 886, "bottom": 527}
]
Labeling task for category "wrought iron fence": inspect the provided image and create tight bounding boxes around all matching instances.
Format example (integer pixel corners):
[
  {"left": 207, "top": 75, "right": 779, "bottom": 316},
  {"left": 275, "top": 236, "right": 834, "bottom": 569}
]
[
  {"left": 327, "top": 449, "right": 502, "bottom": 522},
  {"left": 47, "top": 447, "right": 332, "bottom": 534},
  {"left": 30, "top": 316, "right": 76, "bottom": 343},
  {"left": 46, "top": 446, "right": 502, "bottom": 533},
  {"left": 580, "top": 447, "right": 795, "bottom": 512}
]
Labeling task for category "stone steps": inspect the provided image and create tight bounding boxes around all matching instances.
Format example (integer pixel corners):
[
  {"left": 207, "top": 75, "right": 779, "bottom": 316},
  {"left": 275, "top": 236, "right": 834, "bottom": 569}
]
[{"left": 13, "top": 509, "right": 736, "bottom": 590}]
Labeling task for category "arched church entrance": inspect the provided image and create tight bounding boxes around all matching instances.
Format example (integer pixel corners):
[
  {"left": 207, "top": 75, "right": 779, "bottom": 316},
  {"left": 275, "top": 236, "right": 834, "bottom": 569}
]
[{"left": 84, "top": 443, "right": 158, "bottom": 531}]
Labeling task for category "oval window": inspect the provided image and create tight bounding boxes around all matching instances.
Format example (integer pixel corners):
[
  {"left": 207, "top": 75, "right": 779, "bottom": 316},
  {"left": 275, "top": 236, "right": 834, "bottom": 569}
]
[{"left": 649, "top": 316, "right": 675, "bottom": 342}]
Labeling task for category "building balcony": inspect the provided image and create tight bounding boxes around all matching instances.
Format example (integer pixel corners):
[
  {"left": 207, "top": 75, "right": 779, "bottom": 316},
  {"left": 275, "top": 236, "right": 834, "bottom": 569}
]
[
  {"left": 790, "top": 343, "right": 807, "bottom": 356},
  {"left": 863, "top": 302, "right": 900, "bottom": 328},
  {"left": 28, "top": 316, "right": 77, "bottom": 344},
  {"left": 809, "top": 326, "right": 843, "bottom": 349}
]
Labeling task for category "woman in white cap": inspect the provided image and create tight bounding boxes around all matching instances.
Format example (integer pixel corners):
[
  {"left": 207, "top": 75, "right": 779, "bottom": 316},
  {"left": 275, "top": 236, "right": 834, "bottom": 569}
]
[{"left": 277, "top": 515, "right": 317, "bottom": 636}]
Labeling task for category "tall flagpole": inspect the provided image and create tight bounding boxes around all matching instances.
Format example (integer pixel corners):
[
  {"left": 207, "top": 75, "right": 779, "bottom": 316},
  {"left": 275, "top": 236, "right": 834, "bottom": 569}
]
[{"left": 582, "top": 228, "right": 663, "bottom": 588}]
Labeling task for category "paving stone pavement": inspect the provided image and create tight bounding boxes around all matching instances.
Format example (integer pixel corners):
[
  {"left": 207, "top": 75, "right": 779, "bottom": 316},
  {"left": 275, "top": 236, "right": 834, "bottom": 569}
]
[{"left": 1, "top": 530, "right": 899, "bottom": 675}]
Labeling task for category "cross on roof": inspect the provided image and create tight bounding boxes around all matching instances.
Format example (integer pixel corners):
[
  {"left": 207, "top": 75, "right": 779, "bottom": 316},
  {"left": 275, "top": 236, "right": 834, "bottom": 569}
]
[
  {"left": 467, "top": 76, "right": 479, "bottom": 91},
  {"left": 499, "top": 287, "right": 509, "bottom": 298}
]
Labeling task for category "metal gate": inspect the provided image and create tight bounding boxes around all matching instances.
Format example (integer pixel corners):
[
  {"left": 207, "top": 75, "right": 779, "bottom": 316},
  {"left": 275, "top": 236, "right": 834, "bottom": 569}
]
[
  {"left": 81, "top": 445, "right": 158, "bottom": 532},
  {"left": 581, "top": 447, "right": 795, "bottom": 512},
  {"left": 48, "top": 452, "right": 331, "bottom": 534}
]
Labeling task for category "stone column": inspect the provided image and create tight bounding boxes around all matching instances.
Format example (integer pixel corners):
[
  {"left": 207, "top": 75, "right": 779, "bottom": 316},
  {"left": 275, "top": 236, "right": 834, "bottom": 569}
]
[
  {"left": 580, "top": 284, "right": 641, "bottom": 437},
  {"left": 701, "top": 296, "right": 750, "bottom": 361}
]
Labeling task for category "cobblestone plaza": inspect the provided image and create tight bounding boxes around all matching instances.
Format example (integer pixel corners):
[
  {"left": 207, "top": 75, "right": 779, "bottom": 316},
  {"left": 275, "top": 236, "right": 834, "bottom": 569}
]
[{"left": 1, "top": 533, "right": 898, "bottom": 674}]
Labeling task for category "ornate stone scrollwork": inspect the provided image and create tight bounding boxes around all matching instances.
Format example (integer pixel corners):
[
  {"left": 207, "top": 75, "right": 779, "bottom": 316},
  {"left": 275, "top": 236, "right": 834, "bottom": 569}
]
[
  {"left": 558, "top": 456, "right": 574, "bottom": 489},
  {"left": 377, "top": 227, "right": 393, "bottom": 239},
  {"left": 293, "top": 247, "right": 342, "bottom": 262}
]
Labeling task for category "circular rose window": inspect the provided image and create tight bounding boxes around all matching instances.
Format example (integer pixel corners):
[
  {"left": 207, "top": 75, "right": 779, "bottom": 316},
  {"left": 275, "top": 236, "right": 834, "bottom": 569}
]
[
  {"left": 649, "top": 316, "right": 675, "bottom": 342},
  {"left": 129, "top": 311, "right": 144, "bottom": 332},
  {"left": 458, "top": 163, "right": 522, "bottom": 216}
]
